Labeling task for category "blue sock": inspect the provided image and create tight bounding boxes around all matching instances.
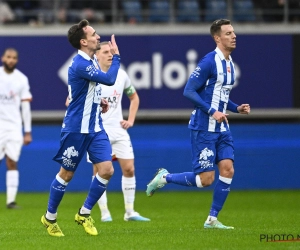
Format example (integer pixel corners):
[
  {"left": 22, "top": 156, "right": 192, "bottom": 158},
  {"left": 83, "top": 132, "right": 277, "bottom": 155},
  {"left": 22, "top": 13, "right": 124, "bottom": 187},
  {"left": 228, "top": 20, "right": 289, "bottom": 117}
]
[
  {"left": 166, "top": 172, "right": 197, "bottom": 187},
  {"left": 209, "top": 178, "right": 231, "bottom": 217},
  {"left": 47, "top": 177, "right": 67, "bottom": 214},
  {"left": 83, "top": 175, "right": 107, "bottom": 210}
]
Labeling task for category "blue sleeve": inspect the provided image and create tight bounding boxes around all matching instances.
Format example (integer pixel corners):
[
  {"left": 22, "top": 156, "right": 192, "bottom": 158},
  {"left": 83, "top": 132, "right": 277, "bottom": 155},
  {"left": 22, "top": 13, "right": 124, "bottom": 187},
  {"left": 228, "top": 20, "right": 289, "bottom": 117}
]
[
  {"left": 227, "top": 99, "right": 239, "bottom": 113},
  {"left": 183, "top": 58, "right": 216, "bottom": 116},
  {"left": 76, "top": 54, "right": 120, "bottom": 86}
]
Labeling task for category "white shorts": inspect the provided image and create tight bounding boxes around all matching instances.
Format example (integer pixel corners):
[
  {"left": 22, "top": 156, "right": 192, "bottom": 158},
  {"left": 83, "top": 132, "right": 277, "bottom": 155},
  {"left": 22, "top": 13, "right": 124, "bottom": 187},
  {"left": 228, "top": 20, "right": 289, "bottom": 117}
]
[
  {"left": 107, "top": 127, "right": 134, "bottom": 159},
  {"left": 0, "top": 129, "right": 23, "bottom": 162},
  {"left": 87, "top": 127, "right": 134, "bottom": 163}
]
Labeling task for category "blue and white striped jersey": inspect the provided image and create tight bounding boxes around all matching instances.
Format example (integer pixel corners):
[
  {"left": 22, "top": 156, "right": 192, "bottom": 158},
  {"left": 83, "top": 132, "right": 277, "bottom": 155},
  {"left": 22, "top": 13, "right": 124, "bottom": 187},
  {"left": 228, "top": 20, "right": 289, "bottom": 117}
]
[
  {"left": 184, "top": 47, "right": 239, "bottom": 132},
  {"left": 62, "top": 50, "right": 120, "bottom": 133}
]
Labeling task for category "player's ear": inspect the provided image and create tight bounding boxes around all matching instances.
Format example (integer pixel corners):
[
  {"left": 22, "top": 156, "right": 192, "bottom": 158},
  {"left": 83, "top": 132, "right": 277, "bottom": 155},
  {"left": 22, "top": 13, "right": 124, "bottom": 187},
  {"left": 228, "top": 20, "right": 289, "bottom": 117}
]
[
  {"left": 80, "top": 38, "right": 87, "bottom": 47},
  {"left": 214, "top": 35, "right": 220, "bottom": 43}
]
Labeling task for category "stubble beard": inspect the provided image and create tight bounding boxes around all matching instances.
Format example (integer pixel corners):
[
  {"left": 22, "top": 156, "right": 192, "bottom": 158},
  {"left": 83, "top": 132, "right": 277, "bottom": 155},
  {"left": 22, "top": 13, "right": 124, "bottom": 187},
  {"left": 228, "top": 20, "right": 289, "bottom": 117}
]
[{"left": 3, "top": 62, "right": 16, "bottom": 73}]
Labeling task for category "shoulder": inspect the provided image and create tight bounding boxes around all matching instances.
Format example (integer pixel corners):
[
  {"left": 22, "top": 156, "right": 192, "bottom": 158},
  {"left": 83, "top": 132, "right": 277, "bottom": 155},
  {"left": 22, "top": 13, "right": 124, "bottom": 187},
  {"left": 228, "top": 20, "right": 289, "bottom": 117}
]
[
  {"left": 117, "top": 68, "right": 130, "bottom": 83},
  {"left": 202, "top": 51, "right": 217, "bottom": 63},
  {"left": 71, "top": 54, "right": 91, "bottom": 70},
  {"left": 197, "top": 52, "right": 216, "bottom": 71},
  {"left": 14, "top": 69, "right": 29, "bottom": 82},
  {"left": 118, "top": 68, "right": 129, "bottom": 78}
]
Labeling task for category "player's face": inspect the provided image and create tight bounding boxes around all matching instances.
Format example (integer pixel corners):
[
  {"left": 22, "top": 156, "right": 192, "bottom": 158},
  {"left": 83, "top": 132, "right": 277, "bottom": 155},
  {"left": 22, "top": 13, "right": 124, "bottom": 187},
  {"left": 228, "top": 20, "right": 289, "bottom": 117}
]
[
  {"left": 97, "top": 44, "right": 113, "bottom": 68},
  {"left": 82, "top": 26, "right": 100, "bottom": 52},
  {"left": 1, "top": 50, "right": 18, "bottom": 73},
  {"left": 218, "top": 24, "right": 236, "bottom": 52}
]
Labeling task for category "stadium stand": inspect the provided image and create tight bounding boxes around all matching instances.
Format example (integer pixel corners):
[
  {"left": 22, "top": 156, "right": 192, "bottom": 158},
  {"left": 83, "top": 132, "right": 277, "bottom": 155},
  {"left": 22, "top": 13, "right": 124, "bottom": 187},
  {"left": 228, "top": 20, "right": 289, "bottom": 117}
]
[
  {"left": 233, "top": 0, "right": 256, "bottom": 22},
  {"left": 176, "top": 0, "right": 200, "bottom": 23},
  {"left": 122, "top": 0, "right": 143, "bottom": 23},
  {"left": 204, "top": 0, "right": 228, "bottom": 22},
  {"left": 148, "top": 0, "right": 170, "bottom": 23},
  {"left": 2, "top": 0, "right": 300, "bottom": 24}
]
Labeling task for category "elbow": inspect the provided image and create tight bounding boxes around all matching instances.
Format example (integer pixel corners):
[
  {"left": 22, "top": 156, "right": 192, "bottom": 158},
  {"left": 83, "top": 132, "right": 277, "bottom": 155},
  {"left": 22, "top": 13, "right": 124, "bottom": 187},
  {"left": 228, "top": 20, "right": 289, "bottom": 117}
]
[
  {"left": 183, "top": 88, "right": 188, "bottom": 97},
  {"left": 104, "top": 75, "right": 117, "bottom": 86},
  {"left": 101, "top": 78, "right": 115, "bottom": 86},
  {"left": 183, "top": 88, "right": 192, "bottom": 98}
]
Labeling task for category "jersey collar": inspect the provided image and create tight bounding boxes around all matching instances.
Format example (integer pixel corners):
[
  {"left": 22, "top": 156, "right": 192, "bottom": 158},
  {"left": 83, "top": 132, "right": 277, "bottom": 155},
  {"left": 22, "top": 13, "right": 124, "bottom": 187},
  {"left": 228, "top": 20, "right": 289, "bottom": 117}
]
[
  {"left": 78, "top": 50, "right": 94, "bottom": 61},
  {"left": 215, "top": 47, "right": 232, "bottom": 61}
]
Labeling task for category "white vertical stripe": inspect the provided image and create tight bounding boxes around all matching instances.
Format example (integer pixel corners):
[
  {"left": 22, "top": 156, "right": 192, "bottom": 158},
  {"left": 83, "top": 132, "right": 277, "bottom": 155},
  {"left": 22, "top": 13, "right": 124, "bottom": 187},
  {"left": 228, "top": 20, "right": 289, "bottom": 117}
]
[
  {"left": 81, "top": 82, "right": 95, "bottom": 133},
  {"left": 222, "top": 61, "right": 234, "bottom": 132},
  {"left": 94, "top": 105, "right": 101, "bottom": 132},
  {"left": 221, "top": 102, "right": 227, "bottom": 132},
  {"left": 231, "top": 61, "right": 236, "bottom": 83},
  {"left": 208, "top": 55, "right": 223, "bottom": 132},
  {"left": 226, "top": 61, "right": 232, "bottom": 85}
]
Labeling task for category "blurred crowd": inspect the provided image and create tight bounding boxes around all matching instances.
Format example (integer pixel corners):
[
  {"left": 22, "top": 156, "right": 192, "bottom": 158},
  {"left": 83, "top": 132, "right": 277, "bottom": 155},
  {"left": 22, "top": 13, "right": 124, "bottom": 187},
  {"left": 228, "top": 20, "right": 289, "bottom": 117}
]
[{"left": 0, "top": 0, "right": 300, "bottom": 25}]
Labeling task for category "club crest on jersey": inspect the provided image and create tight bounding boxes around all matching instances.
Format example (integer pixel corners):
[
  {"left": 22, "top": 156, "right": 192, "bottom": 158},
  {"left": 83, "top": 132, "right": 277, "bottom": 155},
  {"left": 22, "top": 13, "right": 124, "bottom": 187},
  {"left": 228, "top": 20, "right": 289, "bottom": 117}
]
[{"left": 227, "top": 66, "right": 231, "bottom": 73}]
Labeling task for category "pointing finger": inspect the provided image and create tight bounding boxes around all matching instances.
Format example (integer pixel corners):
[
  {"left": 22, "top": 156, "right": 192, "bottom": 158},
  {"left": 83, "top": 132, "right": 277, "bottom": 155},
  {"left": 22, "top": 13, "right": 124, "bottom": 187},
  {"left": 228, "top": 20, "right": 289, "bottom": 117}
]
[{"left": 111, "top": 34, "right": 115, "bottom": 45}]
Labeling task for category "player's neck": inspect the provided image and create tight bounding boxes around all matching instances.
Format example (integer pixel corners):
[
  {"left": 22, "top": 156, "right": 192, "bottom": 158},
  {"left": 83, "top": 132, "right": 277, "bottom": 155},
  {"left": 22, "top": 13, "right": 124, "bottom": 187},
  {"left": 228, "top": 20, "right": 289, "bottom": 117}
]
[
  {"left": 100, "top": 64, "right": 109, "bottom": 72},
  {"left": 217, "top": 46, "right": 231, "bottom": 61},
  {"left": 3, "top": 68, "right": 14, "bottom": 74},
  {"left": 80, "top": 48, "right": 95, "bottom": 60}
]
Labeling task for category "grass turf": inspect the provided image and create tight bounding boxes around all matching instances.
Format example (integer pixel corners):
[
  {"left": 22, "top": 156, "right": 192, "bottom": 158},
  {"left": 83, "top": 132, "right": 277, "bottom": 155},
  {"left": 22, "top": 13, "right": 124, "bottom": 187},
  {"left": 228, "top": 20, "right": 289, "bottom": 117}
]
[{"left": 0, "top": 190, "right": 299, "bottom": 250}]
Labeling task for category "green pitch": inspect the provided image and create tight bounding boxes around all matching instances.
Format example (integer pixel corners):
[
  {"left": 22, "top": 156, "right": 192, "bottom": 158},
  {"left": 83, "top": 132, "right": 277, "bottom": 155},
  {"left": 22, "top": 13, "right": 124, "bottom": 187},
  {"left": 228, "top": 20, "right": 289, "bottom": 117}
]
[{"left": 0, "top": 190, "right": 299, "bottom": 250}]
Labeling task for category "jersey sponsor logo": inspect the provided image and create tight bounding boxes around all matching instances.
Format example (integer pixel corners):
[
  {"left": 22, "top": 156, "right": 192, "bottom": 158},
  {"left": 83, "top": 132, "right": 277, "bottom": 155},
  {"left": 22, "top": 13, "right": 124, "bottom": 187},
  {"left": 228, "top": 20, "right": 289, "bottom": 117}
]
[
  {"left": 93, "top": 84, "right": 102, "bottom": 103},
  {"left": 191, "top": 66, "right": 201, "bottom": 78},
  {"left": 220, "top": 87, "right": 230, "bottom": 103},
  {"left": 62, "top": 146, "right": 79, "bottom": 168},
  {"left": 86, "top": 64, "right": 99, "bottom": 77},
  {"left": 103, "top": 90, "right": 121, "bottom": 109},
  {"left": 86, "top": 65, "right": 93, "bottom": 71},
  {"left": 0, "top": 91, "right": 16, "bottom": 104},
  {"left": 199, "top": 147, "right": 214, "bottom": 169}
]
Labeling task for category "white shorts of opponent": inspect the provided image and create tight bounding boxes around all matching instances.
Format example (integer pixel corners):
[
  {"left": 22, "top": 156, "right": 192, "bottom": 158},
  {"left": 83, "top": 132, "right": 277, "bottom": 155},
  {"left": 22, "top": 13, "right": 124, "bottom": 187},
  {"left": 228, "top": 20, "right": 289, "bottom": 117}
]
[
  {"left": 87, "top": 127, "right": 134, "bottom": 163},
  {"left": 0, "top": 129, "right": 23, "bottom": 162}
]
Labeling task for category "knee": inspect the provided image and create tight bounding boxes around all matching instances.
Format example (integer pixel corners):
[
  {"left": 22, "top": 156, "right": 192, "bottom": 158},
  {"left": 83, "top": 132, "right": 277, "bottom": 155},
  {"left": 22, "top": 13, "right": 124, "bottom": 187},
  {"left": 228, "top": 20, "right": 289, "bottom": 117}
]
[
  {"left": 221, "top": 166, "right": 234, "bottom": 179},
  {"left": 200, "top": 173, "right": 215, "bottom": 187},
  {"left": 107, "top": 165, "right": 114, "bottom": 177},
  {"left": 122, "top": 166, "right": 134, "bottom": 177},
  {"left": 58, "top": 168, "right": 74, "bottom": 182},
  {"left": 101, "top": 164, "right": 114, "bottom": 179},
  {"left": 6, "top": 157, "right": 17, "bottom": 170}
]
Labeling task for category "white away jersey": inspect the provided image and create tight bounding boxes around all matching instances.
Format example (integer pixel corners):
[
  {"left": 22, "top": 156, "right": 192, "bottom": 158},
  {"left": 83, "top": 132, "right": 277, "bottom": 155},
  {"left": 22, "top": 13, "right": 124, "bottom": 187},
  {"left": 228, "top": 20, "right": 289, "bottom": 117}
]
[
  {"left": 0, "top": 66, "right": 32, "bottom": 131},
  {"left": 101, "top": 69, "right": 132, "bottom": 128}
]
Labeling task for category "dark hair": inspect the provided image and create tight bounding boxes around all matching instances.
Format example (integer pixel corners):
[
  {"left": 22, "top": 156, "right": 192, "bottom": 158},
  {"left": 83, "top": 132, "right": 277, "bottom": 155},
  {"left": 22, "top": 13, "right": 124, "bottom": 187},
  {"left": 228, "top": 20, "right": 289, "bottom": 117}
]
[
  {"left": 67, "top": 19, "right": 89, "bottom": 49},
  {"left": 210, "top": 19, "right": 231, "bottom": 37},
  {"left": 2, "top": 48, "right": 18, "bottom": 57}
]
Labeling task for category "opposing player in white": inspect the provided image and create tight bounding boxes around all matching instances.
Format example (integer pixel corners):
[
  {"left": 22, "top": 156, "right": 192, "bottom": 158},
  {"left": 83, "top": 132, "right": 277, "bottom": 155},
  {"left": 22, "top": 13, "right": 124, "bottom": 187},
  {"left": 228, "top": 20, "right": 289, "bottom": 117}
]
[
  {"left": 93, "top": 42, "right": 150, "bottom": 222},
  {"left": 0, "top": 48, "right": 32, "bottom": 209}
]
